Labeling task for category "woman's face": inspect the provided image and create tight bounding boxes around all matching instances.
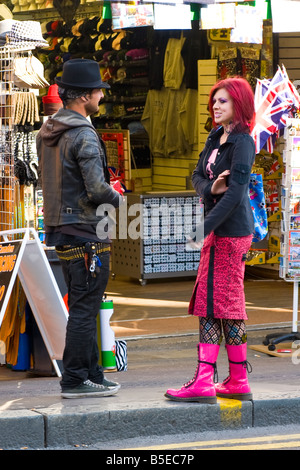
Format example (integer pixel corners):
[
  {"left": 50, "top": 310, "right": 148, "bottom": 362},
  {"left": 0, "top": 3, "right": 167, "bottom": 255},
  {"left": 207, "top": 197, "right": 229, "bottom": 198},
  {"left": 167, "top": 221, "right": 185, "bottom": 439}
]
[{"left": 212, "top": 88, "right": 234, "bottom": 127}]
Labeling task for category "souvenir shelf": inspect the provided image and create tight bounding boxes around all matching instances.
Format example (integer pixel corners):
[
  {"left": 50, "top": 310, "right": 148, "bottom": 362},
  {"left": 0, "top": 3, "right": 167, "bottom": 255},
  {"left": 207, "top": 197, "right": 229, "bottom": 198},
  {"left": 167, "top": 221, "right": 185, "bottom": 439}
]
[
  {"left": 94, "top": 56, "right": 148, "bottom": 129},
  {"left": 111, "top": 191, "right": 202, "bottom": 285},
  {"left": 262, "top": 117, "right": 300, "bottom": 349},
  {"left": 280, "top": 118, "right": 300, "bottom": 281},
  {"left": 245, "top": 151, "right": 283, "bottom": 269}
]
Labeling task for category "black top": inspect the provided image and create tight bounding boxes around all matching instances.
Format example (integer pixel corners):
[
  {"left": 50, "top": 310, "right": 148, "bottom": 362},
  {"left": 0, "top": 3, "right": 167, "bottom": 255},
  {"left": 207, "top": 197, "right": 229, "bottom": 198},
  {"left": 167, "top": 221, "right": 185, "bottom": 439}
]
[{"left": 192, "top": 126, "right": 255, "bottom": 239}]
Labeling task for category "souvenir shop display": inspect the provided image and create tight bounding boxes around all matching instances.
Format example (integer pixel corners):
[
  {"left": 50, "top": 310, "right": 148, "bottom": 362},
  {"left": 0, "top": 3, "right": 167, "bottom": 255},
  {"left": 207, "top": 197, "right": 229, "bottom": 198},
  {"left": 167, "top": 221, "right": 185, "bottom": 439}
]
[
  {"left": 0, "top": 19, "right": 53, "bottom": 369},
  {"left": 280, "top": 118, "right": 300, "bottom": 281},
  {"left": 0, "top": 0, "right": 298, "bottom": 382},
  {"left": 245, "top": 66, "right": 300, "bottom": 269},
  {"left": 111, "top": 192, "right": 202, "bottom": 285},
  {"left": 261, "top": 117, "right": 300, "bottom": 351}
]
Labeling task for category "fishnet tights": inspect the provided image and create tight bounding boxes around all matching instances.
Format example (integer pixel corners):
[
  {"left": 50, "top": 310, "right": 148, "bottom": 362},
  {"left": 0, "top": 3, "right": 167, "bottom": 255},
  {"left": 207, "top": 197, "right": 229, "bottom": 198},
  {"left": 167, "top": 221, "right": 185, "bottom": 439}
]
[{"left": 199, "top": 317, "right": 247, "bottom": 345}]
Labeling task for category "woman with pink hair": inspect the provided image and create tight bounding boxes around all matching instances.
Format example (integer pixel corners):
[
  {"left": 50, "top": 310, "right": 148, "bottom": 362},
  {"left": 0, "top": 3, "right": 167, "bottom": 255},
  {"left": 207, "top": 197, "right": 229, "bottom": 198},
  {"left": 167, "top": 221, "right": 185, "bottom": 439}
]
[{"left": 165, "top": 77, "right": 255, "bottom": 404}]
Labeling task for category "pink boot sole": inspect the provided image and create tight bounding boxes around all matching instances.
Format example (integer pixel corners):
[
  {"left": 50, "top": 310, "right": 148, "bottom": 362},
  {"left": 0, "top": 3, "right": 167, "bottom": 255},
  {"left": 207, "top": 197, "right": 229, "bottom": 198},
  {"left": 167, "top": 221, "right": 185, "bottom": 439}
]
[{"left": 164, "top": 391, "right": 217, "bottom": 404}]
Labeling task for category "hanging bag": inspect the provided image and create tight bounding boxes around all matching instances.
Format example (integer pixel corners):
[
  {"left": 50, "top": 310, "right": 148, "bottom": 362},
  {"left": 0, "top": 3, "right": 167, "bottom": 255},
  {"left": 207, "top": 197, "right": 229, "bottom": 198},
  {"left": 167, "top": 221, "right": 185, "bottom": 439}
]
[{"left": 249, "top": 173, "right": 268, "bottom": 243}]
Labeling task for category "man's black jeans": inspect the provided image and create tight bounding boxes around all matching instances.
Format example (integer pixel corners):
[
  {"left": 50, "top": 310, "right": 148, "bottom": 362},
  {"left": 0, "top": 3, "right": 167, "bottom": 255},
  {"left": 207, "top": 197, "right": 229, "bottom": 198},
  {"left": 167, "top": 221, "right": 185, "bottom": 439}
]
[{"left": 59, "top": 251, "right": 110, "bottom": 390}]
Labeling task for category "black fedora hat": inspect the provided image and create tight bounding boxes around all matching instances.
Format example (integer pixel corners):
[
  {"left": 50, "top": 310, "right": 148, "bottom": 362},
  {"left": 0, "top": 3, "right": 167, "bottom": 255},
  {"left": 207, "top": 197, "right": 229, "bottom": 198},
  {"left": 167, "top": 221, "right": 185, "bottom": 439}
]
[{"left": 55, "top": 58, "right": 110, "bottom": 89}]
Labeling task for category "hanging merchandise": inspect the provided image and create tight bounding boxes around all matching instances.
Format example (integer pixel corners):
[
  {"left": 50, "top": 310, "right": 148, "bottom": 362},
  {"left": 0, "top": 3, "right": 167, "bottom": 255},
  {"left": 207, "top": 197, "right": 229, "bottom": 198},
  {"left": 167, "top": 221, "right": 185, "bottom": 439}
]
[
  {"left": 200, "top": 2, "right": 235, "bottom": 30},
  {"left": 249, "top": 173, "right": 268, "bottom": 243},
  {"left": 251, "top": 65, "right": 300, "bottom": 154},
  {"left": 13, "top": 92, "right": 40, "bottom": 126},
  {"left": 217, "top": 46, "right": 261, "bottom": 89},
  {"left": 0, "top": 19, "right": 49, "bottom": 49},
  {"left": 53, "top": 0, "right": 80, "bottom": 26},
  {"left": 13, "top": 54, "right": 50, "bottom": 89},
  {"left": 163, "top": 33, "right": 186, "bottom": 90},
  {"left": 153, "top": 3, "right": 191, "bottom": 30},
  {"left": 14, "top": 128, "right": 38, "bottom": 187},
  {"left": 0, "top": 279, "right": 27, "bottom": 366},
  {"left": 218, "top": 47, "right": 240, "bottom": 80},
  {"left": 42, "top": 84, "right": 63, "bottom": 116},
  {"left": 240, "top": 47, "right": 261, "bottom": 90},
  {"left": 271, "top": 0, "right": 300, "bottom": 33},
  {"left": 230, "top": 3, "right": 263, "bottom": 44}
]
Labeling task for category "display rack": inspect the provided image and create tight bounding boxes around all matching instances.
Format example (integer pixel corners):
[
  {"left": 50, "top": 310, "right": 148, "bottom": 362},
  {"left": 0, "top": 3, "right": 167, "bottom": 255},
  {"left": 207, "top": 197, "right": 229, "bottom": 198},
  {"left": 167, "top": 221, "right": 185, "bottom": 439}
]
[
  {"left": 111, "top": 191, "right": 202, "bottom": 285},
  {"left": 264, "top": 117, "right": 300, "bottom": 350},
  {"left": 0, "top": 47, "right": 15, "bottom": 234}
]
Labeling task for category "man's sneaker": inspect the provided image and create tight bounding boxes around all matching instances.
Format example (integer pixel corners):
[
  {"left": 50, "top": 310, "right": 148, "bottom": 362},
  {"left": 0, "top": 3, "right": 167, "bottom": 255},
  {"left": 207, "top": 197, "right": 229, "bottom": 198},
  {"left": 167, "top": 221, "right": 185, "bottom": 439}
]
[
  {"left": 61, "top": 379, "right": 119, "bottom": 399},
  {"left": 102, "top": 377, "right": 121, "bottom": 392}
]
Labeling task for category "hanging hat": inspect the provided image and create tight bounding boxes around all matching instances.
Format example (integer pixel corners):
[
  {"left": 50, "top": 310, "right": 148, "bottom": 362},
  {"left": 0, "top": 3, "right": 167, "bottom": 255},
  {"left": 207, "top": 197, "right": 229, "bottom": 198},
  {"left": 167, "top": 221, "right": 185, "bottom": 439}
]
[
  {"left": 0, "top": 19, "right": 49, "bottom": 48},
  {"left": 55, "top": 58, "right": 110, "bottom": 89},
  {"left": 42, "top": 83, "right": 63, "bottom": 115},
  {"left": 42, "top": 84, "right": 62, "bottom": 103},
  {"left": 0, "top": 4, "right": 13, "bottom": 20}
]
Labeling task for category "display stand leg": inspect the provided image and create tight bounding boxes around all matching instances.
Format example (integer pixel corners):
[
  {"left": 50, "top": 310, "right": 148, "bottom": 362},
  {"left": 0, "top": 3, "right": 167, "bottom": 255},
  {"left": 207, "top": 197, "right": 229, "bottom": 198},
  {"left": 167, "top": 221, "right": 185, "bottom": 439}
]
[{"left": 263, "top": 281, "right": 300, "bottom": 351}]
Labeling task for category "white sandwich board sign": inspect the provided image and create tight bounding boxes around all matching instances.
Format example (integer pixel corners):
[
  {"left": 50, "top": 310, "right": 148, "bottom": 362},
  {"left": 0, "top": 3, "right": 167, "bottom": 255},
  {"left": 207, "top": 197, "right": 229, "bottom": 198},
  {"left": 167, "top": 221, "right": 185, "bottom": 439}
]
[{"left": 0, "top": 228, "right": 67, "bottom": 377}]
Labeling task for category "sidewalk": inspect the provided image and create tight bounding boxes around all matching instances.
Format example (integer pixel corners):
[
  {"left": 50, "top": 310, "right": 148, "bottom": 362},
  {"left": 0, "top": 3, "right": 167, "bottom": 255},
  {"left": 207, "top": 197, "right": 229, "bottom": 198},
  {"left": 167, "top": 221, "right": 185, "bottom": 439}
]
[{"left": 0, "top": 325, "right": 300, "bottom": 450}]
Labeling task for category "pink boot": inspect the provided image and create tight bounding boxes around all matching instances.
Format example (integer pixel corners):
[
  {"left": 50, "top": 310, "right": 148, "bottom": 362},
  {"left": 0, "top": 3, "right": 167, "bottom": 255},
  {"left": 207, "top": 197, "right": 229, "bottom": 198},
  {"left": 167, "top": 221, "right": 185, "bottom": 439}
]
[
  {"left": 215, "top": 343, "right": 252, "bottom": 401},
  {"left": 165, "top": 343, "right": 219, "bottom": 404}
]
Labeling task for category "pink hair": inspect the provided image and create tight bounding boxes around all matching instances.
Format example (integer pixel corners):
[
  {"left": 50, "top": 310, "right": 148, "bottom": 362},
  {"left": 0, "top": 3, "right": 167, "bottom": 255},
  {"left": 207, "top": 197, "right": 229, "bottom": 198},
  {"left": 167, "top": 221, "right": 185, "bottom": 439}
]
[{"left": 208, "top": 76, "right": 255, "bottom": 133}]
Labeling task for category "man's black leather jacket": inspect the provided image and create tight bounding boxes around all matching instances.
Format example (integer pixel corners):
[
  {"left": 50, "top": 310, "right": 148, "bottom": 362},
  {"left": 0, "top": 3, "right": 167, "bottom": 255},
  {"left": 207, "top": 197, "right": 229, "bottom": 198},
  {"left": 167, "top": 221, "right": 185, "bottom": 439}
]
[{"left": 37, "top": 108, "right": 121, "bottom": 228}]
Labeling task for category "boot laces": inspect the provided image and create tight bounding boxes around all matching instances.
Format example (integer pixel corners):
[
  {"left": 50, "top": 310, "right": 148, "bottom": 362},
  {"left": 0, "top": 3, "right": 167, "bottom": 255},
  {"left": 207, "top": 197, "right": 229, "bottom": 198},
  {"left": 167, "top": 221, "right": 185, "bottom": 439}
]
[
  {"left": 222, "top": 360, "right": 252, "bottom": 384},
  {"left": 229, "top": 359, "right": 252, "bottom": 374}
]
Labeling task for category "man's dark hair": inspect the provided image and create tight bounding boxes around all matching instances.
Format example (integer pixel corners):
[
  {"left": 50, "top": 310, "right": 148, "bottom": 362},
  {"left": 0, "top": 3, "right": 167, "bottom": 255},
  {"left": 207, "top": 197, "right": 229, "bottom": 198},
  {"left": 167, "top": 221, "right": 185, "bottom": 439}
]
[{"left": 58, "top": 87, "right": 92, "bottom": 107}]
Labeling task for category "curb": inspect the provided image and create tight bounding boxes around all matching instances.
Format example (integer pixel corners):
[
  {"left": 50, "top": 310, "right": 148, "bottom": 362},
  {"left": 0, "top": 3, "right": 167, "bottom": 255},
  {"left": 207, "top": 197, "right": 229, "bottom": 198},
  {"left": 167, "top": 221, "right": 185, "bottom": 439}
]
[{"left": 2, "top": 397, "right": 300, "bottom": 449}]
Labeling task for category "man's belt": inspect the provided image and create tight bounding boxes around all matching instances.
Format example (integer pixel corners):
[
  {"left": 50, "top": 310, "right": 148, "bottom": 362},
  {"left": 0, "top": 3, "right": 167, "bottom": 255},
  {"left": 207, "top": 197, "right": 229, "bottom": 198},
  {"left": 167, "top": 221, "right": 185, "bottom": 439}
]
[{"left": 56, "top": 242, "right": 111, "bottom": 261}]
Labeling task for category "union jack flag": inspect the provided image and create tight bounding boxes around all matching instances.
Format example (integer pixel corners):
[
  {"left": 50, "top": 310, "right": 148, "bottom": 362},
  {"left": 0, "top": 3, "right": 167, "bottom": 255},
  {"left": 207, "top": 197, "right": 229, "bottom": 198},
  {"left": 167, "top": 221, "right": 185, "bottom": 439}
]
[
  {"left": 252, "top": 65, "right": 300, "bottom": 153},
  {"left": 108, "top": 166, "right": 123, "bottom": 183}
]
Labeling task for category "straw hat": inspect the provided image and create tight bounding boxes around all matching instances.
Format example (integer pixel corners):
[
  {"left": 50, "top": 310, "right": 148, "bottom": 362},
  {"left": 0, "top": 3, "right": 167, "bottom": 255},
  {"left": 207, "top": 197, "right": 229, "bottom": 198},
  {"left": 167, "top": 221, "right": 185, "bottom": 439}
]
[{"left": 0, "top": 4, "right": 13, "bottom": 20}]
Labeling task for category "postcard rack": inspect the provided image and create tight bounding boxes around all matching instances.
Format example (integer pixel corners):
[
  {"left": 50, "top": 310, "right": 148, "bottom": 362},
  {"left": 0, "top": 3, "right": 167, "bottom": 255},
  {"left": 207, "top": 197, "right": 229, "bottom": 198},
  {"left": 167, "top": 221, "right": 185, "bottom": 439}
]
[{"left": 264, "top": 117, "right": 300, "bottom": 349}]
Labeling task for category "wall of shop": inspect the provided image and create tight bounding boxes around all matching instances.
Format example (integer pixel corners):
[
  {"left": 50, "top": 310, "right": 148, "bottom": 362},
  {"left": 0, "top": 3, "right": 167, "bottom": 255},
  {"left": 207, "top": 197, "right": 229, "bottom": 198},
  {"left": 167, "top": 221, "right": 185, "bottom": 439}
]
[{"left": 278, "top": 32, "right": 300, "bottom": 82}]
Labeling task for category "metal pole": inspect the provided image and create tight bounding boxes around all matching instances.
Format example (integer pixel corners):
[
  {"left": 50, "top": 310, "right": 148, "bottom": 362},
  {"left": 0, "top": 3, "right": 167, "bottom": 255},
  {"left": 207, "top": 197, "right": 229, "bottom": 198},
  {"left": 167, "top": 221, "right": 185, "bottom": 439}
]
[{"left": 292, "top": 281, "right": 299, "bottom": 333}]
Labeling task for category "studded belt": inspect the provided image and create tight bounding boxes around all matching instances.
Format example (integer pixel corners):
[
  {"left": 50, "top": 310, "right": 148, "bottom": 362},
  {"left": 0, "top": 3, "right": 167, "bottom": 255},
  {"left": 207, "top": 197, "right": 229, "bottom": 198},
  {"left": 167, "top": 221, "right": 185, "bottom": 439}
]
[{"left": 55, "top": 243, "right": 111, "bottom": 261}]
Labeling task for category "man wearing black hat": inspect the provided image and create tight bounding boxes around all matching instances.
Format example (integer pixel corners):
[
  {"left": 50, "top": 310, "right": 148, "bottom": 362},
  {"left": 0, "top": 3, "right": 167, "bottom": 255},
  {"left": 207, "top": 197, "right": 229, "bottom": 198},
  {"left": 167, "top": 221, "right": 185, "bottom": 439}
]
[{"left": 37, "top": 59, "right": 123, "bottom": 398}]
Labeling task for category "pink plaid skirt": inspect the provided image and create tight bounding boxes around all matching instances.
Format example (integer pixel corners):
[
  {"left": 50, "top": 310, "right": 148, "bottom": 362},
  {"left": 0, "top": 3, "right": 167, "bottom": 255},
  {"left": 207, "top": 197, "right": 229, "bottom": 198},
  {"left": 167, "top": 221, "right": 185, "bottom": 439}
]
[{"left": 188, "top": 232, "right": 252, "bottom": 319}]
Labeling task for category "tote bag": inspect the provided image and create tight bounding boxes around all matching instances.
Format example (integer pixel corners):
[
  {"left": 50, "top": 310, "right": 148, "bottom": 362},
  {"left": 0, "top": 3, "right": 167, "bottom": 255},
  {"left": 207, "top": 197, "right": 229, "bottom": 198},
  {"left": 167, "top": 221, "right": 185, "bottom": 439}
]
[{"left": 249, "top": 173, "right": 268, "bottom": 243}]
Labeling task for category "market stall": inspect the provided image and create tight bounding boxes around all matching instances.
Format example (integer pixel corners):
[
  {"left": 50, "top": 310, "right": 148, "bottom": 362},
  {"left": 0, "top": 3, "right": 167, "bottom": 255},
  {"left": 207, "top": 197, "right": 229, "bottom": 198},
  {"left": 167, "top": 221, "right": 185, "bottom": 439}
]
[{"left": 0, "top": 0, "right": 299, "bottom": 370}]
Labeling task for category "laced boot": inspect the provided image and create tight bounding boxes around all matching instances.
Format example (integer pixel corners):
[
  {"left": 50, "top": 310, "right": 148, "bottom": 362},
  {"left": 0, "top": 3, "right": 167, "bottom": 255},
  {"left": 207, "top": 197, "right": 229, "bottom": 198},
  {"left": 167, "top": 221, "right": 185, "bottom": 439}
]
[
  {"left": 165, "top": 343, "right": 219, "bottom": 404},
  {"left": 215, "top": 343, "right": 252, "bottom": 401}
]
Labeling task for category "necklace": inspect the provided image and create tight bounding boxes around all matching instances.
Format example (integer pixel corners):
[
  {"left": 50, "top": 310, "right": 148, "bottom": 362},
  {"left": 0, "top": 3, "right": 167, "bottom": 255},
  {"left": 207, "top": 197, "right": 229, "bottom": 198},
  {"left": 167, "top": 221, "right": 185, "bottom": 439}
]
[{"left": 224, "top": 125, "right": 232, "bottom": 134}]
